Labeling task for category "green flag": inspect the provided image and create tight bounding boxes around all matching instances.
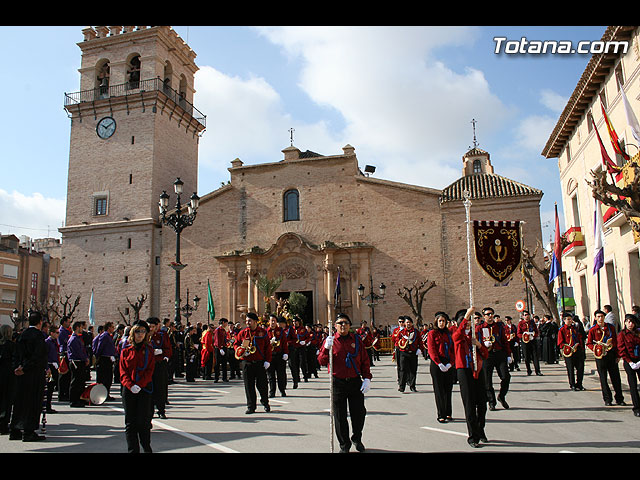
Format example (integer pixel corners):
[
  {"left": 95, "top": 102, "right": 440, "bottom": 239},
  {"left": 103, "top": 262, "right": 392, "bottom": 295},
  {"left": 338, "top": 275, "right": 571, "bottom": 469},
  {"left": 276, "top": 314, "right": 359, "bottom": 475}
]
[{"left": 207, "top": 279, "right": 215, "bottom": 323}]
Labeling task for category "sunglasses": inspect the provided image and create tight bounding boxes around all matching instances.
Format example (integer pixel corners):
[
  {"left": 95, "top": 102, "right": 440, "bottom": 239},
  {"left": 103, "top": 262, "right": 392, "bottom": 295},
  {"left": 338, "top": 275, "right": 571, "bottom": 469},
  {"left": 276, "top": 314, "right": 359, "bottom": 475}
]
[{"left": 335, "top": 321, "right": 349, "bottom": 326}]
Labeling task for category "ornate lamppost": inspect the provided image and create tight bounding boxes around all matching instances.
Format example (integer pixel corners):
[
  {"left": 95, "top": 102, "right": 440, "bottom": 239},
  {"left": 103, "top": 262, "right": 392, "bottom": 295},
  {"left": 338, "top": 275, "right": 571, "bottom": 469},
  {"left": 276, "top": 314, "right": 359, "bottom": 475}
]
[
  {"left": 357, "top": 275, "right": 386, "bottom": 328},
  {"left": 159, "top": 177, "right": 200, "bottom": 326},
  {"left": 181, "top": 288, "right": 200, "bottom": 326}
]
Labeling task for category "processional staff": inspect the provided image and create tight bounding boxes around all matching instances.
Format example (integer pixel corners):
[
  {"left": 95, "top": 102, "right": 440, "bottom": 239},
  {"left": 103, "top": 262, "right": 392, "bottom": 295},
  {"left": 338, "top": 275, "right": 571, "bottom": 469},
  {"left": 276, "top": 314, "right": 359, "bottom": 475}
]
[{"left": 463, "top": 190, "right": 477, "bottom": 371}]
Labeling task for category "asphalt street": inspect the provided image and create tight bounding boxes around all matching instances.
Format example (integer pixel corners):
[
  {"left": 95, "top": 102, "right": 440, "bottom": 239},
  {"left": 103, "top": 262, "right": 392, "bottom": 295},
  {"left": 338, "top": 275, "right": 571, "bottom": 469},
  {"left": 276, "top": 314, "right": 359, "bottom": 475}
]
[{"left": 2, "top": 352, "right": 640, "bottom": 454}]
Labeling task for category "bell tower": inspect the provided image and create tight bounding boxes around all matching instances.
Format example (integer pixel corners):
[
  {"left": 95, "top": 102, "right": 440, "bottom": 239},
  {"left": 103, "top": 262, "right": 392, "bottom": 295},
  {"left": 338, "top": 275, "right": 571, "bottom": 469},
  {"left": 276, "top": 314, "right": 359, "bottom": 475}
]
[{"left": 59, "top": 26, "right": 206, "bottom": 322}]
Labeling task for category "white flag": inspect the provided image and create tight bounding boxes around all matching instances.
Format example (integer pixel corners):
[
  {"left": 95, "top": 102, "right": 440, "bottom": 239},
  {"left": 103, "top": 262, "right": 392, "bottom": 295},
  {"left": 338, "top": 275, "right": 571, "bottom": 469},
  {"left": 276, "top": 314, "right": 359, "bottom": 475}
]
[
  {"left": 621, "top": 83, "right": 640, "bottom": 144},
  {"left": 593, "top": 198, "right": 605, "bottom": 275},
  {"left": 88, "top": 288, "right": 95, "bottom": 326}
]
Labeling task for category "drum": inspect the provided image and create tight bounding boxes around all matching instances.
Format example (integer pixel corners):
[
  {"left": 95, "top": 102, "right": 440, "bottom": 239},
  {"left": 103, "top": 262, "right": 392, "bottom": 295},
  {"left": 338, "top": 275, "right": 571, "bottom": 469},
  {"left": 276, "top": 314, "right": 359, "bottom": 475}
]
[{"left": 80, "top": 383, "right": 108, "bottom": 405}]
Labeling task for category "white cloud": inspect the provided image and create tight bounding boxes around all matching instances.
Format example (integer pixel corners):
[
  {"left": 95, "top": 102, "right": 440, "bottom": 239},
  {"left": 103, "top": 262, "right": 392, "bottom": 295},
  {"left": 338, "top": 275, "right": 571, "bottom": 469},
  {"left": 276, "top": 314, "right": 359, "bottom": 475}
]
[
  {"left": 192, "top": 26, "right": 512, "bottom": 192},
  {"left": 540, "top": 89, "right": 567, "bottom": 113},
  {"left": 0, "top": 189, "right": 65, "bottom": 239}
]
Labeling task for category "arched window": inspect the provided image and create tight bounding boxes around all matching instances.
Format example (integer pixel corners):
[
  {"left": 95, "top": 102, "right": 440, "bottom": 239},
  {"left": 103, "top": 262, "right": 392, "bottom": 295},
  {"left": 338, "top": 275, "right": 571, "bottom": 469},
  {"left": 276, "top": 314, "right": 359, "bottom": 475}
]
[
  {"left": 283, "top": 189, "right": 300, "bottom": 222},
  {"left": 127, "top": 54, "right": 141, "bottom": 89},
  {"left": 96, "top": 60, "right": 110, "bottom": 99},
  {"left": 473, "top": 159, "right": 482, "bottom": 174}
]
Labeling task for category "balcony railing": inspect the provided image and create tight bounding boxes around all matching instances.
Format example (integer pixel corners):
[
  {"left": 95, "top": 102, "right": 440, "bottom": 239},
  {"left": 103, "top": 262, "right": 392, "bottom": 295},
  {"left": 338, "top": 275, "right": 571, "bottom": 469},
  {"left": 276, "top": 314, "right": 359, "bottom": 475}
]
[{"left": 64, "top": 77, "right": 206, "bottom": 128}]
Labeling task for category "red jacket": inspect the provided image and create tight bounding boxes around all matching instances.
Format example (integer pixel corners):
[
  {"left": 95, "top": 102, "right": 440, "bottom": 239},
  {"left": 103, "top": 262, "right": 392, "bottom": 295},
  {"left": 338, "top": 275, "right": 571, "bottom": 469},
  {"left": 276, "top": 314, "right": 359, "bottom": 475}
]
[
  {"left": 317, "top": 332, "right": 372, "bottom": 380},
  {"left": 453, "top": 317, "right": 488, "bottom": 376},
  {"left": 268, "top": 326, "right": 289, "bottom": 355},
  {"left": 201, "top": 329, "right": 215, "bottom": 367},
  {"left": 356, "top": 327, "right": 373, "bottom": 349},
  {"left": 427, "top": 328, "right": 455, "bottom": 366},
  {"left": 150, "top": 329, "right": 172, "bottom": 360},
  {"left": 235, "top": 326, "right": 272, "bottom": 362},
  {"left": 396, "top": 327, "right": 424, "bottom": 353},
  {"left": 557, "top": 324, "right": 583, "bottom": 352},
  {"left": 476, "top": 321, "right": 512, "bottom": 356},
  {"left": 617, "top": 328, "right": 640, "bottom": 363},
  {"left": 213, "top": 326, "right": 228, "bottom": 349},
  {"left": 517, "top": 319, "right": 539, "bottom": 342},
  {"left": 119, "top": 343, "right": 156, "bottom": 391},
  {"left": 293, "top": 326, "right": 310, "bottom": 347}
]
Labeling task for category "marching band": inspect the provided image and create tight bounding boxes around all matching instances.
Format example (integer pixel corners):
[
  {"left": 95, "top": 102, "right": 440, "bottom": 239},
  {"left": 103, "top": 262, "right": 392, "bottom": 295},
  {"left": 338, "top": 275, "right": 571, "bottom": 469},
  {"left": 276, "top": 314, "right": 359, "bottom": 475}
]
[{"left": 1, "top": 304, "right": 640, "bottom": 452}]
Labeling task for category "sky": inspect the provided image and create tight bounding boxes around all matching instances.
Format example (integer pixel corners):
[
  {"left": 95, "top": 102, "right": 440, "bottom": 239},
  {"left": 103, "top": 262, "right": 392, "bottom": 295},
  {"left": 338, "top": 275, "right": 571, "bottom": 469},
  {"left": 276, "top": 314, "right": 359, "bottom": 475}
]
[{"left": 0, "top": 25, "right": 611, "bottom": 246}]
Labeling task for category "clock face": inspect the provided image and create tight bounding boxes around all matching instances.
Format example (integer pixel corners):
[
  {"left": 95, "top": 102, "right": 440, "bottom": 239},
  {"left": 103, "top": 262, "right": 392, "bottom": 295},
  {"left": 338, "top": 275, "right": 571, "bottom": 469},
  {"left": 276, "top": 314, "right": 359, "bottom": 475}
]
[{"left": 96, "top": 116, "right": 116, "bottom": 139}]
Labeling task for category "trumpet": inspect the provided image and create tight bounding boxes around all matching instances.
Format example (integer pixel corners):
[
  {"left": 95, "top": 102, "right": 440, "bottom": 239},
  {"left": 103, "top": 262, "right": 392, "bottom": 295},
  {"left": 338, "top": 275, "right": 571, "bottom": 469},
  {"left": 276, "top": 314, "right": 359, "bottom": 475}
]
[
  {"left": 561, "top": 342, "right": 578, "bottom": 358},
  {"left": 593, "top": 338, "right": 613, "bottom": 359},
  {"left": 522, "top": 331, "right": 534, "bottom": 343}
]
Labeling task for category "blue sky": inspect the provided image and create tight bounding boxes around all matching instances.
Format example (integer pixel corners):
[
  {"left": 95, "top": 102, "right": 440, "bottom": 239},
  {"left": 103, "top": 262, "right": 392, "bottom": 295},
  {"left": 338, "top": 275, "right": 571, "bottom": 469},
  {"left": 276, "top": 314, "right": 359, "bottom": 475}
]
[{"left": 0, "top": 25, "right": 609, "bottom": 245}]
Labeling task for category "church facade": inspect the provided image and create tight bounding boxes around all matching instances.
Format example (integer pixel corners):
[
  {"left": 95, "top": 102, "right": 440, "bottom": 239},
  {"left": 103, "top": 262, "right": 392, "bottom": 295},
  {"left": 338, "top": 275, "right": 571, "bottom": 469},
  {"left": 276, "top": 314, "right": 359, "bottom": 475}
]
[{"left": 59, "top": 26, "right": 546, "bottom": 328}]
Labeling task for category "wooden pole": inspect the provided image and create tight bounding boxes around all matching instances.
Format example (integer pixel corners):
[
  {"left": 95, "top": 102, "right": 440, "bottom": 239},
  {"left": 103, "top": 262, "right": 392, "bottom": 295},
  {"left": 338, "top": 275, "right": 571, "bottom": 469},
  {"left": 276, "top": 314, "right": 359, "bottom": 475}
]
[{"left": 463, "top": 190, "right": 477, "bottom": 370}]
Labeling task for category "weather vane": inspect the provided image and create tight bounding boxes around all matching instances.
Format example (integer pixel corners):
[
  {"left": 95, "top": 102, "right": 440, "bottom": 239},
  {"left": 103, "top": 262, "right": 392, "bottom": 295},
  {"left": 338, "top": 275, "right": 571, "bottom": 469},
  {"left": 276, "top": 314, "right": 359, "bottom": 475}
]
[
  {"left": 288, "top": 127, "right": 295, "bottom": 146},
  {"left": 470, "top": 118, "right": 479, "bottom": 149}
]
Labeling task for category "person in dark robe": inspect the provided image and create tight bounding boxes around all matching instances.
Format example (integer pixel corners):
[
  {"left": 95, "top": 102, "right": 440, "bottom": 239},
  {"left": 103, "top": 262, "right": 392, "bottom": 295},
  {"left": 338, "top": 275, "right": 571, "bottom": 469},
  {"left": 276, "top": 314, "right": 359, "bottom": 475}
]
[
  {"left": 0, "top": 324, "right": 16, "bottom": 435},
  {"left": 9, "top": 311, "right": 48, "bottom": 442},
  {"left": 540, "top": 314, "right": 559, "bottom": 364}
]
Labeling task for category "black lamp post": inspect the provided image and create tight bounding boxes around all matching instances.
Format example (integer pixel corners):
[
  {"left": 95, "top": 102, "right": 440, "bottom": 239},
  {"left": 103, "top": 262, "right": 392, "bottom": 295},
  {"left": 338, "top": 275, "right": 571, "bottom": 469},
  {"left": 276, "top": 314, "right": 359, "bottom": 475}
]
[
  {"left": 181, "top": 288, "right": 200, "bottom": 326},
  {"left": 159, "top": 177, "right": 199, "bottom": 326},
  {"left": 357, "top": 275, "right": 386, "bottom": 328}
]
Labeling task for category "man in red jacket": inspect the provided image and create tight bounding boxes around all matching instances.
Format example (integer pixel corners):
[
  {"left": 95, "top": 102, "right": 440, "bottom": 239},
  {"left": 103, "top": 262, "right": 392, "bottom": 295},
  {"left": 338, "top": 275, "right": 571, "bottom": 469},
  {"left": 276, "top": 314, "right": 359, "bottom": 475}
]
[
  {"left": 235, "top": 312, "right": 272, "bottom": 414},
  {"left": 587, "top": 310, "right": 625, "bottom": 407},
  {"left": 213, "top": 318, "right": 229, "bottom": 382},
  {"left": 318, "top": 313, "right": 372, "bottom": 453}
]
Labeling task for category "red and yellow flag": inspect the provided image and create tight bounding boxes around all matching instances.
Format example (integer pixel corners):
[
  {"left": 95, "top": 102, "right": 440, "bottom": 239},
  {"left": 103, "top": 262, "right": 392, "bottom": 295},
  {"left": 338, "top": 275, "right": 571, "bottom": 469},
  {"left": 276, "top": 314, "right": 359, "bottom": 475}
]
[{"left": 601, "top": 103, "right": 630, "bottom": 161}]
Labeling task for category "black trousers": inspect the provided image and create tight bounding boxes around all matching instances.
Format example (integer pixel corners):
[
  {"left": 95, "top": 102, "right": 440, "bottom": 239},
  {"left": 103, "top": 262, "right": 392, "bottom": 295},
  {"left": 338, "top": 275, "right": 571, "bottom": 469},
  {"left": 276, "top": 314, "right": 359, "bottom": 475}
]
[
  {"left": 483, "top": 350, "right": 510, "bottom": 406},
  {"left": 122, "top": 386, "right": 153, "bottom": 453},
  {"left": 10, "top": 370, "right": 45, "bottom": 433},
  {"left": 522, "top": 341, "right": 541, "bottom": 374},
  {"left": 242, "top": 360, "right": 269, "bottom": 410},
  {"left": 46, "top": 367, "right": 58, "bottom": 410},
  {"left": 288, "top": 346, "right": 302, "bottom": 385},
  {"left": 398, "top": 351, "right": 418, "bottom": 390},
  {"left": 58, "top": 362, "right": 71, "bottom": 401},
  {"left": 96, "top": 357, "right": 114, "bottom": 393},
  {"left": 623, "top": 361, "right": 640, "bottom": 412},
  {"left": 267, "top": 353, "right": 287, "bottom": 396},
  {"left": 214, "top": 349, "right": 228, "bottom": 381},
  {"left": 69, "top": 360, "right": 87, "bottom": 404},
  {"left": 152, "top": 359, "right": 168, "bottom": 415},
  {"left": 457, "top": 368, "right": 487, "bottom": 443},
  {"left": 595, "top": 352, "right": 624, "bottom": 404},
  {"left": 332, "top": 376, "right": 366, "bottom": 449},
  {"left": 185, "top": 351, "right": 199, "bottom": 382},
  {"left": 563, "top": 349, "right": 585, "bottom": 388},
  {"left": 509, "top": 341, "right": 520, "bottom": 370},
  {"left": 429, "top": 361, "right": 453, "bottom": 419}
]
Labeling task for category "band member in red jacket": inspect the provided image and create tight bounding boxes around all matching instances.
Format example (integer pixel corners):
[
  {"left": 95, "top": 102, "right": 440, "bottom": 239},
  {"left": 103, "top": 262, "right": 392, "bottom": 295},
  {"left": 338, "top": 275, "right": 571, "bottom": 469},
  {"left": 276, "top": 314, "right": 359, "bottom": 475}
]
[
  {"left": 618, "top": 313, "right": 640, "bottom": 416},
  {"left": 557, "top": 311, "right": 585, "bottom": 391},
  {"left": 453, "top": 307, "right": 489, "bottom": 448},
  {"left": 477, "top": 307, "right": 512, "bottom": 410},
  {"left": 213, "top": 319, "right": 229, "bottom": 382},
  {"left": 318, "top": 313, "right": 372, "bottom": 453},
  {"left": 587, "top": 310, "right": 625, "bottom": 407},
  {"left": 396, "top": 317, "right": 424, "bottom": 393},
  {"left": 267, "top": 315, "right": 289, "bottom": 398},
  {"left": 235, "top": 312, "right": 272, "bottom": 414},
  {"left": 517, "top": 311, "right": 542, "bottom": 376},
  {"left": 428, "top": 312, "right": 455, "bottom": 423},
  {"left": 119, "top": 320, "right": 156, "bottom": 454},
  {"left": 356, "top": 321, "right": 375, "bottom": 367}
]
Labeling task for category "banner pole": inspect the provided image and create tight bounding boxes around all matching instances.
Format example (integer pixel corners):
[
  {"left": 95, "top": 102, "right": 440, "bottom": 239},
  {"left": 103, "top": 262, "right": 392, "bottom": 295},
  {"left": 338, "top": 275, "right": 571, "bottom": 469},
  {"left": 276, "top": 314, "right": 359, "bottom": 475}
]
[{"left": 463, "top": 190, "right": 477, "bottom": 371}]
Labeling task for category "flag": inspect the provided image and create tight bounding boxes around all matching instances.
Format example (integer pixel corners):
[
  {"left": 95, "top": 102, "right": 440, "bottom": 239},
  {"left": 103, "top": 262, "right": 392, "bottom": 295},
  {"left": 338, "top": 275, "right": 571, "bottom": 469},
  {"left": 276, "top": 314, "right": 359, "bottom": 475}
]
[
  {"left": 621, "top": 83, "right": 640, "bottom": 144},
  {"left": 601, "top": 103, "right": 629, "bottom": 161},
  {"left": 333, "top": 268, "right": 341, "bottom": 307},
  {"left": 207, "top": 279, "right": 215, "bottom": 323},
  {"left": 88, "top": 288, "right": 95, "bottom": 326},
  {"left": 593, "top": 198, "right": 605, "bottom": 274},
  {"left": 549, "top": 205, "right": 562, "bottom": 284},
  {"left": 591, "top": 115, "right": 622, "bottom": 175}
]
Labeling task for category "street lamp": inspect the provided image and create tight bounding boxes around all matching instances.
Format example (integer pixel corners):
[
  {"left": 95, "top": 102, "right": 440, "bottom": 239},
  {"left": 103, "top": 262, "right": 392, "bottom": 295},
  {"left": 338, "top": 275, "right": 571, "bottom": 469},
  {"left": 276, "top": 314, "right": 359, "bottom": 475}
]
[
  {"left": 159, "top": 177, "right": 199, "bottom": 325},
  {"left": 357, "top": 275, "right": 386, "bottom": 327},
  {"left": 181, "top": 288, "right": 200, "bottom": 326}
]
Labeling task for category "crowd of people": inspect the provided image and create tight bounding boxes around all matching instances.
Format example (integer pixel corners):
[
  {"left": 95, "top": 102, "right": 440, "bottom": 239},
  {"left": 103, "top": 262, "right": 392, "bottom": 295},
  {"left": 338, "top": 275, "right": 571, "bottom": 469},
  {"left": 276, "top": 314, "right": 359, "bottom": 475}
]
[{"left": 0, "top": 302, "right": 639, "bottom": 452}]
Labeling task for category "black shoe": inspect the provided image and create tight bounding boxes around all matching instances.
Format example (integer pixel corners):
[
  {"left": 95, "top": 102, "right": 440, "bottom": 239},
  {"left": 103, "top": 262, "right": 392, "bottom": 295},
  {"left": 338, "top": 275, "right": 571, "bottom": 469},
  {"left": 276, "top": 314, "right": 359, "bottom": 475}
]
[
  {"left": 263, "top": 403, "right": 271, "bottom": 413},
  {"left": 576, "top": 385, "right": 585, "bottom": 391},
  {"left": 46, "top": 408, "right": 57, "bottom": 414},
  {"left": 245, "top": 408, "right": 255, "bottom": 414},
  {"left": 480, "top": 435, "right": 489, "bottom": 443},
  {"left": 354, "top": 441, "right": 366, "bottom": 452},
  {"left": 158, "top": 413, "right": 167, "bottom": 419},
  {"left": 269, "top": 393, "right": 275, "bottom": 398},
  {"left": 497, "top": 395, "right": 510, "bottom": 409},
  {"left": 467, "top": 437, "right": 481, "bottom": 448},
  {"left": 605, "top": 400, "right": 613, "bottom": 406},
  {"left": 536, "top": 372, "right": 543, "bottom": 376},
  {"left": 398, "top": 387, "right": 405, "bottom": 392},
  {"left": 339, "top": 444, "right": 351, "bottom": 453},
  {"left": 617, "top": 400, "right": 627, "bottom": 406},
  {"left": 437, "top": 418, "right": 447, "bottom": 423},
  {"left": 488, "top": 403, "right": 496, "bottom": 411},
  {"left": 634, "top": 410, "right": 640, "bottom": 417},
  {"left": 410, "top": 386, "right": 417, "bottom": 392},
  {"left": 23, "top": 432, "right": 46, "bottom": 442},
  {"left": 281, "top": 391, "right": 287, "bottom": 397}
]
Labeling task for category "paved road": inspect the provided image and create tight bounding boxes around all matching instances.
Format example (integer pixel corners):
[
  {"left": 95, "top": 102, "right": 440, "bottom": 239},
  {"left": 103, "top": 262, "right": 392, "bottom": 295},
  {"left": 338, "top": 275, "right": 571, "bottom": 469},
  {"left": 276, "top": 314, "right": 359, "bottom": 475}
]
[{"left": 2, "top": 354, "right": 640, "bottom": 453}]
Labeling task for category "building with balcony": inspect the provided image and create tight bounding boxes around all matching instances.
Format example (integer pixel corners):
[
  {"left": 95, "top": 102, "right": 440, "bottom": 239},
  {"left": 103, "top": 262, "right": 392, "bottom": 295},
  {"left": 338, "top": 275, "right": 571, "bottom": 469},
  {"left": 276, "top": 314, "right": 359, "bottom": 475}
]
[{"left": 542, "top": 25, "right": 640, "bottom": 323}]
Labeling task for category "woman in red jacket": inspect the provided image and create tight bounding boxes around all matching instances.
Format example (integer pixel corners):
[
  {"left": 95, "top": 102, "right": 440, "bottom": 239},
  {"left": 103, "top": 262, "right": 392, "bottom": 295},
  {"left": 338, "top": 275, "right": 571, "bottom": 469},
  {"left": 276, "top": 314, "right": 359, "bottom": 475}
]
[
  {"left": 428, "top": 312, "right": 455, "bottom": 423},
  {"left": 119, "top": 320, "right": 156, "bottom": 453}
]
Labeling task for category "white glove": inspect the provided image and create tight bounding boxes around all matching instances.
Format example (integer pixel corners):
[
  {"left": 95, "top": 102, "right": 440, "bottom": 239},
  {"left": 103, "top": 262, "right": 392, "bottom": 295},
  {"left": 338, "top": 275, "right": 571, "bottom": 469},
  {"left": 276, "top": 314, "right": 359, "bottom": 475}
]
[
  {"left": 438, "top": 363, "right": 447, "bottom": 372},
  {"left": 632, "top": 361, "right": 640, "bottom": 370},
  {"left": 416, "top": 349, "right": 420, "bottom": 356},
  {"left": 263, "top": 361, "right": 270, "bottom": 370},
  {"left": 163, "top": 357, "right": 169, "bottom": 363},
  {"left": 507, "top": 356, "right": 513, "bottom": 364},
  {"left": 220, "top": 349, "right": 225, "bottom": 356},
  {"left": 282, "top": 354, "right": 289, "bottom": 361},
  {"left": 324, "top": 336, "right": 334, "bottom": 349},
  {"left": 300, "top": 341, "right": 306, "bottom": 346},
  {"left": 154, "top": 348, "right": 162, "bottom": 355},
  {"left": 110, "top": 356, "right": 116, "bottom": 362},
  {"left": 52, "top": 362, "right": 59, "bottom": 370},
  {"left": 130, "top": 385, "right": 141, "bottom": 394},
  {"left": 445, "top": 363, "right": 451, "bottom": 371},
  {"left": 360, "top": 378, "right": 371, "bottom": 394},
  {"left": 484, "top": 341, "right": 492, "bottom": 348}
]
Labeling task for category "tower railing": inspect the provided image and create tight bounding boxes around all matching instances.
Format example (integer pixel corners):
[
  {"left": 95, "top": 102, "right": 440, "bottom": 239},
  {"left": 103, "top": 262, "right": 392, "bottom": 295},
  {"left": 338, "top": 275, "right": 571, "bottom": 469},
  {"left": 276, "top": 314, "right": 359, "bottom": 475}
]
[{"left": 64, "top": 77, "right": 206, "bottom": 128}]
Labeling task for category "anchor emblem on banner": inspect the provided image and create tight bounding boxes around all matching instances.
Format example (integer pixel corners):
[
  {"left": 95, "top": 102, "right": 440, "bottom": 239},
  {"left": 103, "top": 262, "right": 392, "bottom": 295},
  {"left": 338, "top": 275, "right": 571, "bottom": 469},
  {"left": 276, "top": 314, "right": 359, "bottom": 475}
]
[{"left": 472, "top": 220, "right": 522, "bottom": 284}]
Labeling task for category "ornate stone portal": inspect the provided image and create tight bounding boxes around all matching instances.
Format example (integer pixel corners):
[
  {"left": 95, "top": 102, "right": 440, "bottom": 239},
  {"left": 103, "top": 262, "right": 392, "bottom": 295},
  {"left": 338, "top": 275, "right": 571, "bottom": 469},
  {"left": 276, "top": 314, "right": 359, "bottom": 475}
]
[{"left": 215, "top": 232, "right": 372, "bottom": 325}]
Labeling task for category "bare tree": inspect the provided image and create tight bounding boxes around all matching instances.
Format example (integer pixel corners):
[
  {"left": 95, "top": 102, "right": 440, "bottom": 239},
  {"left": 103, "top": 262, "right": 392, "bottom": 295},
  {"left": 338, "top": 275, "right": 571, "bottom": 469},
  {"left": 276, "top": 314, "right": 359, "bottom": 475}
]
[
  {"left": 117, "top": 294, "right": 147, "bottom": 326},
  {"left": 396, "top": 279, "right": 436, "bottom": 326},
  {"left": 50, "top": 292, "right": 82, "bottom": 323}
]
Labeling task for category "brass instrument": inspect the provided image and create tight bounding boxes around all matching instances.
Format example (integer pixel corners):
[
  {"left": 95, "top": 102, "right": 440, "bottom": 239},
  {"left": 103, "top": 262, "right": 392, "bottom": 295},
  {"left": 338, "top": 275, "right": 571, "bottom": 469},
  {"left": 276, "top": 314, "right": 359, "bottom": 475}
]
[
  {"left": 397, "top": 336, "right": 408, "bottom": 349},
  {"left": 593, "top": 338, "right": 613, "bottom": 359},
  {"left": 522, "top": 331, "right": 533, "bottom": 343}
]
